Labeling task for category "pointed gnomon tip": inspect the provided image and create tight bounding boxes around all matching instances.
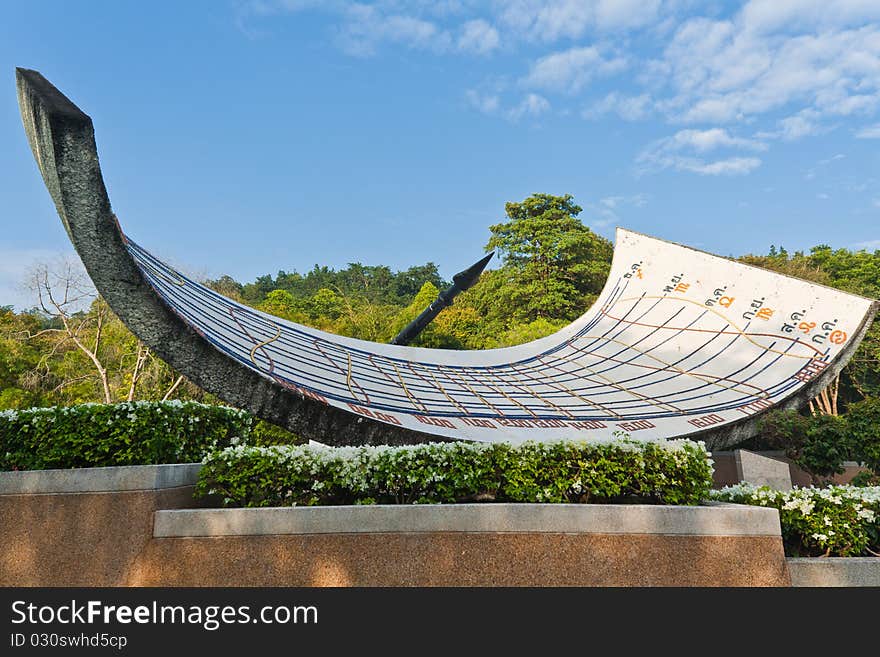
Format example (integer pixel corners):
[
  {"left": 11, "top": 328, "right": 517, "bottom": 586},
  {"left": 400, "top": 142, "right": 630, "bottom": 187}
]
[{"left": 452, "top": 251, "right": 494, "bottom": 291}]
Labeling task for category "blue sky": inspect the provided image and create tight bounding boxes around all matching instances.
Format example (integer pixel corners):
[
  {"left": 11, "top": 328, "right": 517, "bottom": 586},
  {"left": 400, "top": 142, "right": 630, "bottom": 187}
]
[{"left": 2, "top": 1, "right": 880, "bottom": 310}]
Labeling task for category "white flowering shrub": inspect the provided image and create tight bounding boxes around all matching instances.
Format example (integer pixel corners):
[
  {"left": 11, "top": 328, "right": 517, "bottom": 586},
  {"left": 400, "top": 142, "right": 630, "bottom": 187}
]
[
  {"left": 712, "top": 484, "right": 880, "bottom": 557},
  {"left": 0, "top": 402, "right": 252, "bottom": 470},
  {"left": 196, "top": 437, "right": 714, "bottom": 507}
]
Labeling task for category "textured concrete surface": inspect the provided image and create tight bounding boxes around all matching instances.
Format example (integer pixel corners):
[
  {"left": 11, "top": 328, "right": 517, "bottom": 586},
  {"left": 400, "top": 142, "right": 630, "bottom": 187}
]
[
  {"left": 735, "top": 449, "right": 792, "bottom": 490},
  {"left": 0, "top": 487, "right": 196, "bottom": 586},
  {"left": 0, "top": 463, "right": 201, "bottom": 494},
  {"left": 154, "top": 503, "right": 782, "bottom": 537},
  {"left": 788, "top": 558, "right": 880, "bottom": 587},
  {"left": 131, "top": 533, "right": 789, "bottom": 586}
]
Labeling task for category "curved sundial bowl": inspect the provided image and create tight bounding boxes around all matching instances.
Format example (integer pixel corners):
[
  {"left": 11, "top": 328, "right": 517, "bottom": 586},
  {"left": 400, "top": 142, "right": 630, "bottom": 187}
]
[{"left": 16, "top": 68, "right": 879, "bottom": 449}]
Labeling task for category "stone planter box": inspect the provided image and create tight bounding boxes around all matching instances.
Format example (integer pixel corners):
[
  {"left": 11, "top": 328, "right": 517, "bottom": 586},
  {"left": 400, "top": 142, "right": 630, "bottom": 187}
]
[
  {"left": 0, "top": 463, "right": 201, "bottom": 494},
  {"left": 1, "top": 463, "right": 790, "bottom": 587},
  {"left": 0, "top": 463, "right": 201, "bottom": 587},
  {"left": 787, "top": 557, "right": 880, "bottom": 587}
]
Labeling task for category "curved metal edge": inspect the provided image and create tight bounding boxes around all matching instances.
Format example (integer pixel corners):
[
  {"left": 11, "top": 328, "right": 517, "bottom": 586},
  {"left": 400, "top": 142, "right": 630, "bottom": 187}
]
[{"left": 15, "top": 67, "right": 443, "bottom": 447}]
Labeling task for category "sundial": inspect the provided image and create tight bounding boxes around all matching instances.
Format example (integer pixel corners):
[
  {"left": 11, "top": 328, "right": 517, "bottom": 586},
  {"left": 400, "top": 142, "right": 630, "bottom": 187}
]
[{"left": 17, "top": 68, "right": 878, "bottom": 449}]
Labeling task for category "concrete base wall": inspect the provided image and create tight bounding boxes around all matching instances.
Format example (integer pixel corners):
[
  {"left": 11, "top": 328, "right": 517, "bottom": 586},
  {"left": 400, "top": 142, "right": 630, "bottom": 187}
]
[
  {"left": 129, "top": 533, "right": 788, "bottom": 587},
  {"left": 0, "top": 465, "right": 791, "bottom": 587},
  {"left": 0, "top": 486, "right": 196, "bottom": 586},
  {"left": 788, "top": 558, "right": 880, "bottom": 587}
]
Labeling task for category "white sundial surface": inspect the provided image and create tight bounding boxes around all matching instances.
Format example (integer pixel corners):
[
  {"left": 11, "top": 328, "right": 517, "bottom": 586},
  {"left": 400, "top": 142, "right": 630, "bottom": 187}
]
[{"left": 126, "top": 228, "right": 875, "bottom": 444}]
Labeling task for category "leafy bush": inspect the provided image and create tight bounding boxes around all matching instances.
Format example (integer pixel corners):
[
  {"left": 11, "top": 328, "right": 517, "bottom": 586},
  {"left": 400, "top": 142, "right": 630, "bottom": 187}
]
[
  {"left": 850, "top": 470, "right": 880, "bottom": 486},
  {"left": 755, "top": 404, "right": 880, "bottom": 483},
  {"left": 712, "top": 483, "right": 880, "bottom": 557},
  {"left": 247, "top": 418, "right": 303, "bottom": 447},
  {"left": 0, "top": 401, "right": 252, "bottom": 470},
  {"left": 798, "top": 414, "right": 853, "bottom": 480},
  {"left": 195, "top": 437, "right": 714, "bottom": 507},
  {"left": 756, "top": 409, "right": 855, "bottom": 483},
  {"left": 845, "top": 397, "right": 880, "bottom": 476}
]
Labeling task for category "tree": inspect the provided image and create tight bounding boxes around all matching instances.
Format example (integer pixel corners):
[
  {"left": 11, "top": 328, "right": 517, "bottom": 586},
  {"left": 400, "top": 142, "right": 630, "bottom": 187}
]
[
  {"left": 205, "top": 275, "right": 245, "bottom": 302},
  {"left": 257, "top": 289, "right": 302, "bottom": 322},
  {"left": 486, "top": 193, "right": 613, "bottom": 323},
  {"left": 391, "top": 263, "right": 446, "bottom": 303},
  {"left": 0, "top": 306, "right": 43, "bottom": 408},
  {"left": 306, "top": 288, "right": 344, "bottom": 320},
  {"left": 333, "top": 297, "right": 397, "bottom": 342},
  {"left": 25, "top": 258, "right": 114, "bottom": 403},
  {"left": 4, "top": 258, "right": 198, "bottom": 407},
  {"left": 389, "top": 282, "right": 454, "bottom": 348}
]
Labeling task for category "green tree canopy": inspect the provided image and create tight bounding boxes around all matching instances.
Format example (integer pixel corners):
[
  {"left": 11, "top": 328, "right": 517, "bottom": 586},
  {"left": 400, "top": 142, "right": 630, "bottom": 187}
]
[{"left": 485, "top": 193, "right": 613, "bottom": 323}]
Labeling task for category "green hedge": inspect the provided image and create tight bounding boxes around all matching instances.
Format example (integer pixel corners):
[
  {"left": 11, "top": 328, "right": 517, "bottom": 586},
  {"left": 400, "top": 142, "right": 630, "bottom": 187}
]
[
  {"left": 712, "top": 484, "right": 880, "bottom": 557},
  {"left": 195, "top": 437, "right": 714, "bottom": 507},
  {"left": 0, "top": 401, "right": 252, "bottom": 470}
]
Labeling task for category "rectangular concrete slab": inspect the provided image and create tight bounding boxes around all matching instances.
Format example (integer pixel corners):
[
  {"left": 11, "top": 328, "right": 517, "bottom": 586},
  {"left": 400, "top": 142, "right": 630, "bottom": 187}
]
[
  {"left": 0, "top": 463, "right": 202, "bottom": 494},
  {"left": 153, "top": 502, "right": 781, "bottom": 537},
  {"left": 735, "top": 449, "right": 792, "bottom": 490},
  {"left": 788, "top": 557, "right": 880, "bottom": 586}
]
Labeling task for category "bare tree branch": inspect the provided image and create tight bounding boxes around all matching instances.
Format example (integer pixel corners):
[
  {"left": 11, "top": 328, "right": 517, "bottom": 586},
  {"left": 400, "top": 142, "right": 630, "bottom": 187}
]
[
  {"left": 126, "top": 342, "right": 150, "bottom": 402},
  {"left": 25, "top": 257, "right": 112, "bottom": 403},
  {"left": 161, "top": 375, "right": 185, "bottom": 401}
]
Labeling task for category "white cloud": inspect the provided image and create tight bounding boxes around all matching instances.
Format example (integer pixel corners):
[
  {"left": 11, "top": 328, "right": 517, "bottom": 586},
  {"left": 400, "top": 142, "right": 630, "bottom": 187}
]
[
  {"left": 465, "top": 89, "right": 501, "bottom": 115},
  {"left": 523, "top": 46, "right": 627, "bottom": 93},
  {"left": 656, "top": 7, "right": 880, "bottom": 127},
  {"left": 777, "top": 110, "right": 824, "bottom": 140},
  {"left": 239, "top": 0, "right": 880, "bottom": 149},
  {"left": 803, "top": 153, "right": 846, "bottom": 179},
  {"left": 659, "top": 128, "right": 767, "bottom": 153},
  {"left": 638, "top": 128, "right": 765, "bottom": 176},
  {"left": 600, "top": 196, "right": 622, "bottom": 209},
  {"left": 817, "top": 192, "right": 830, "bottom": 199},
  {"left": 239, "top": 0, "right": 329, "bottom": 17},
  {"left": 740, "top": 0, "right": 880, "bottom": 34},
  {"left": 593, "top": 0, "right": 661, "bottom": 31},
  {"left": 687, "top": 157, "right": 763, "bottom": 175},
  {"left": 588, "top": 193, "right": 648, "bottom": 228},
  {"left": 245, "top": 2, "right": 496, "bottom": 57},
  {"left": 583, "top": 92, "right": 652, "bottom": 120},
  {"left": 466, "top": 90, "right": 549, "bottom": 121},
  {"left": 856, "top": 123, "right": 880, "bottom": 138},
  {"left": 497, "top": 0, "right": 661, "bottom": 41},
  {"left": 853, "top": 238, "right": 880, "bottom": 251},
  {"left": 337, "top": 6, "right": 452, "bottom": 56},
  {"left": 600, "top": 193, "right": 647, "bottom": 209},
  {"left": 457, "top": 19, "right": 500, "bottom": 54},
  {"left": 506, "top": 93, "right": 551, "bottom": 121},
  {"left": 757, "top": 109, "right": 827, "bottom": 141}
]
